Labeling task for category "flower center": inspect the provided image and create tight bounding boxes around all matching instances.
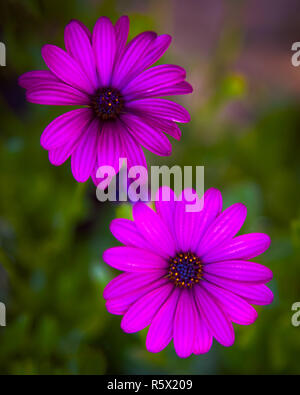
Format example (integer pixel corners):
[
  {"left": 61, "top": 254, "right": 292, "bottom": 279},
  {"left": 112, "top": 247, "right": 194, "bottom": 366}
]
[
  {"left": 91, "top": 87, "right": 124, "bottom": 120},
  {"left": 167, "top": 252, "right": 203, "bottom": 288}
]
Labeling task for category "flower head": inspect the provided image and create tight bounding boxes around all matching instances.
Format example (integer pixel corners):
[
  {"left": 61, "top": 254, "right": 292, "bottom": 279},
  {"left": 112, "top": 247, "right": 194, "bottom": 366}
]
[
  {"left": 19, "top": 16, "right": 192, "bottom": 186},
  {"left": 103, "top": 187, "right": 273, "bottom": 357}
]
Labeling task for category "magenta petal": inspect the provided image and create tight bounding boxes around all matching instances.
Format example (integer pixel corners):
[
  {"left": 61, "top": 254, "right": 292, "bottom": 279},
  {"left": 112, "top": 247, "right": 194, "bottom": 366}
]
[
  {"left": 116, "top": 34, "right": 172, "bottom": 90},
  {"left": 146, "top": 288, "right": 180, "bottom": 353},
  {"left": 189, "top": 188, "right": 223, "bottom": 253},
  {"left": 116, "top": 32, "right": 171, "bottom": 88},
  {"left": 64, "top": 20, "right": 98, "bottom": 90},
  {"left": 122, "top": 113, "right": 172, "bottom": 156},
  {"left": 114, "top": 16, "right": 130, "bottom": 60},
  {"left": 40, "top": 108, "right": 92, "bottom": 150},
  {"left": 155, "top": 186, "right": 177, "bottom": 236},
  {"left": 198, "top": 203, "right": 247, "bottom": 256},
  {"left": 19, "top": 70, "right": 59, "bottom": 89},
  {"left": 42, "top": 44, "right": 94, "bottom": 94},
  {"left": 204, "top": 273, "right": 274, "bottom": 305},
  {"left": 129, "top": 81, "right": 193, "bottom": 100},
  {"left": 121, "top": 283, "right": 173, "bottom": 333},
  {"left": 71, "top": 118, "right": 99, "bottom": 182},
  {"left": 112, "top": 31, "right": 156, "bottom": 88},
  {"left": 106, "top": 276, "right": 168, "bottom": 315},
  {"left": 203, "top": 260, "right": 273, "bottom": 283},
  {"left": 141, "top": 116, "right": 181, "bottom": 141},
  {"left": 97, "top": 122, "right": 123, "bottom": 173},
  {"left": 137, "top": 34, "right": 172, "bottom": 73},
  {"left": 127, "top": 99, "right": 190, "bottom": 123},
  {"left": 133, "top": 202, "right": 176, "bottom": 258},
  {"left": 122, "top": 64, "right": 186, "bottom": 100},
  {"left": 202, "top": 233, "right": 271, "bottom": 263},
  {"left": 26, "top": 81, "right": 90, "bottom": 105},
  {"left": 173, "top": 290, "right": 196, "bottom": 358},
  {"left": 194, "top": 286, "right": 235, "bottom": 347},
  {"left": 103, "top": 246, "right": 168, "bottom": 272},
  {"left": 93, "top": 16, "right": 116, "bottom": 86},
  {"left": 69, "top": 19, "right": 92, "bottom": 40},
  {"left": 174, "top": 189, "right": 203, "bottom": 252},
  {"left": 202, "top": 281, "right": 258, "bottom": 325},
  {"left": 48, "top": 139, "right": 78, "bottom": 166},
  {"left": 109, "top": 218, "right": 151, "bottom": 250},
  {"left": 120, "top": 124, "right": 147, "bottom": 170},
  {"left": 103, "top": 271, "right": 165, "bottom": 300},
  {"left": 193, "top": 310, "right": 213, "bottom": 355}
]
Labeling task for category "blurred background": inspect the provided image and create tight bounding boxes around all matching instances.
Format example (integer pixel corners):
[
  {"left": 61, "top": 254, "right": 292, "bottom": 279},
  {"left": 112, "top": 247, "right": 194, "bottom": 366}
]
[{"left": 0, "top": 0, "right": 300, "bottom": 374}]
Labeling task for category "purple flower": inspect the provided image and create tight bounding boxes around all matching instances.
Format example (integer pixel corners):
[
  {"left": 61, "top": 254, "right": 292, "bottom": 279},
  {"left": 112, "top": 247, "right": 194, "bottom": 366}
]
[
  {"left": 103, "top": 187, "right": 273, "bottom": 357},
  {"left": 19, "top": 16, "right": 192, "bottom": 185}
]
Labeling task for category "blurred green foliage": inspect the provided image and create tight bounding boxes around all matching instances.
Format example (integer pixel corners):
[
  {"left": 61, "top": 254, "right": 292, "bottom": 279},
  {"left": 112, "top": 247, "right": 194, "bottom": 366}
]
[{"left": 0, "top": 0, "right": 300, "bottom": 374}]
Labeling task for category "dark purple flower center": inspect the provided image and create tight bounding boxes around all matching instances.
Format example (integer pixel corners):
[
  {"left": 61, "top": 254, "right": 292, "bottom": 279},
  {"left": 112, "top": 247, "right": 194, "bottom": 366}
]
[
  {"left": 91, "top": 87, "right": 124, "bottom": 120},
  {"left": 168, "top": 252, "right": 203, "bottom": 288}
]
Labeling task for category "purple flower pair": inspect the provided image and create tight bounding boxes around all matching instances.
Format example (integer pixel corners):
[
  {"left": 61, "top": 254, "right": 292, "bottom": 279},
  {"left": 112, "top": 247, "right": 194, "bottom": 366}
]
[{"left": 19, "top": 16, "right": 273, "bottom": 357}]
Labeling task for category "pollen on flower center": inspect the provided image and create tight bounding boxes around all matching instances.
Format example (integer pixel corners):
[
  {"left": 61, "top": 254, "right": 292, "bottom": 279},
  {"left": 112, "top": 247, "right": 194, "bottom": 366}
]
[
  {"left": 91, "top": 87, "right": 124, "bottom": 120},
  {"left": 167, "top": 252, "right": 203, "bottom": 288}
]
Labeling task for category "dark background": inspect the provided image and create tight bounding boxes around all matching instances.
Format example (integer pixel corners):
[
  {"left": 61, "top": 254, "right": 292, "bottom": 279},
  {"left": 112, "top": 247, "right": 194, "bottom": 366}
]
[{"left": 0, "top": 0, "right": 300, "bottom": 374}]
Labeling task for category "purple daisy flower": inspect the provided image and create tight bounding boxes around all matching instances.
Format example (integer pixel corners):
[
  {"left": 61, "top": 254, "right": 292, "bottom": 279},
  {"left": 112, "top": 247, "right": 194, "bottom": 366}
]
[
  {"left": 19, "top": 16, "right": 192, "bottom": 185},
  {"left": 103, "top": 187, "right": 273, "bottom": 357}
]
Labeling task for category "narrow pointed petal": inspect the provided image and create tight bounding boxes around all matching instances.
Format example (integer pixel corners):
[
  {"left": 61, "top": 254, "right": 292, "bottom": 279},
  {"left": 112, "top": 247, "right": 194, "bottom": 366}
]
[
  {"left": 116, "top": 34, "right": 172, "bottom": 89},
  {"left": 122, "top": 65, "right": 186, "bottom": 100},
  {"left": 114, "top": 15, "right": 130, "bottom": 59},
  {"left": 146, "top": 288, "right": 181, "bottom": 353},
  {"left": 121, "top": 126, "right": 147, "bottom": 170},
  {"left": 198, "top": 203, "right": 247, "bottom": 256},
  {"left": 129, "top": 81, "right": 193, "bottom": 99},
  {"left": 204, "top": 273, "right": 274, "bottom": 305},
  {"left": 201, "top": 281, "right": 258, "bottom": 325},
  {"left": 193, "top": 310, "right": 213, "bottom": 355},
  {"left": 42, "top": 44, "right": 94, "bottom": 94},
  {"left": 127, "top": 99, "right": 190, "bottom": 123},
  {"left": 106, "top": 276, "right": 168, "bottom": 315},
  {"left": 155, "top": 186, "right": 177, "bottom": 236},
  {"left": 203, "top": 260, "right": 273, "bottom": 283},
  {"left": 103, "top": 271, "right": 165, "bottom": 300},
  {"left": 174, "top": 189, "right": 203, "bottom": 252},
  {"left": 109, "top": 218, "right": 150, "bottom": 250},
  {"left": 190, "top": 188, "right": 223, "bottom": 254},
  {"left": 97, "top": 122, "right": 123, "bottom": 173},
  {"left": 48, "top": 138, "right": 79, "bottom": 166},
  {"left": 202, "top": 233, "right": 271, "bottom": 263},
  {"left": 69, "top": 19, "right": 92, "bottom": 40},
  {"left": 64, "top": 20, "right": 98, "bottom": 90},
  {"left": 121, "top": 283, "right": 173, "bottom": 333},
  {"left": 173, "top": 290, "right": 196, "bottom": 358},
  {"left": 122, "top": 113, "right": 172, "bottom": 156},
  {"left": 26, "top": 81, "right": 90, "bottom": 105},
  {"left": 133, "top": 202, "right": 176, "bottom": 258},
  {"left": 93, "top": 16, "right": 116, "bottom": 86},
  {"left": 71, "top": 118, "right": 99, "bottom": 182},
  {"left": 103, "top": 246, "right": 168, "bottom": 272},
  {"left": 19, "top": 70, "right": 59, "bottom": 89},
  {"left": 194, "top": 286, "right": 235, "bottom": 347},
  {"left": 141, "top": 116, "right": 182, "bottom": 140},
  {"left": 40, "top": 108, "right": 92, "bottom": 150},
  {"left": 112, "top": 31, "right": 157, "bottom": 88},
  {"left": 136, "top": 34, "right": 172, "bottom": 74}
]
